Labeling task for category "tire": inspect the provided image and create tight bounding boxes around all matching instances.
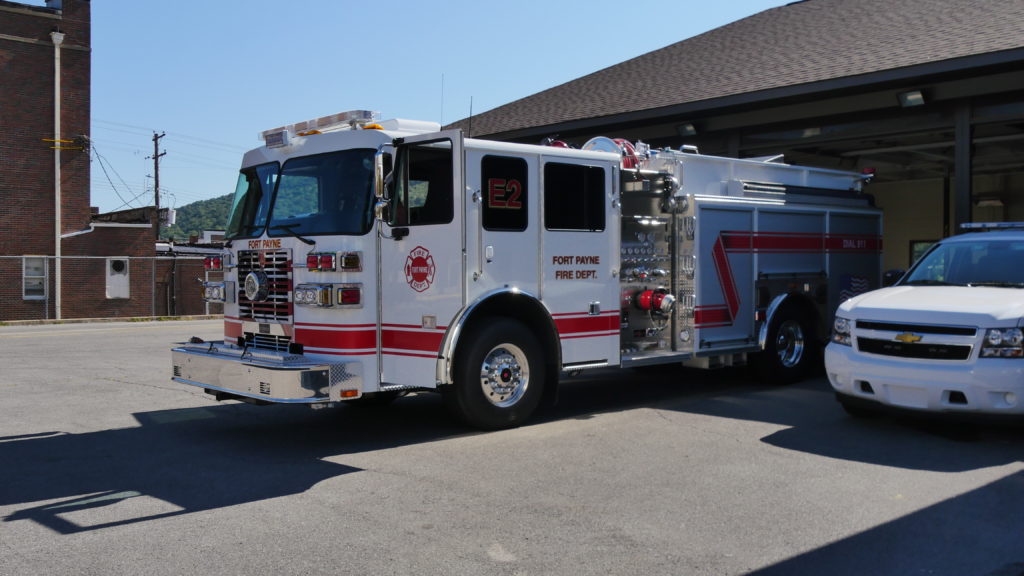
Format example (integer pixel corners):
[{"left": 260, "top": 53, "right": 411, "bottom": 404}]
[
  {"left": 443, "top": 318, "right": 545, "bottom": 430},
  {"left": 756, "top": 303, "right": 815, "bottom": 385}
]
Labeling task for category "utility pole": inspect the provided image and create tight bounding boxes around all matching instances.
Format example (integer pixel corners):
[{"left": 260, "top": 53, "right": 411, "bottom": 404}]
[{"left": 149, "top": 131, "right": 166, "bottom": 239}]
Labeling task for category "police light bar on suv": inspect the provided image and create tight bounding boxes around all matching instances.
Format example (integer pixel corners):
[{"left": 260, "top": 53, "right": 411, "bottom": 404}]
[{"left": 959, "top": 222, "right": 1024, "bottom": 232}]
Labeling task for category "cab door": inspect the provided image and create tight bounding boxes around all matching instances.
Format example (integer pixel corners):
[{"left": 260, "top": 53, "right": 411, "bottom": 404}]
[
  {"left": 465, "top": 150, "right": 539, "bottom": 299},
  {"left": 377, "top": 131, "right": 464, "bottom": 387}
]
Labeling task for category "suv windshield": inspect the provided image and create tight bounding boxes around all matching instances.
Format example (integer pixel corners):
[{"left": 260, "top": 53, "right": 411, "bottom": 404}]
[
  {"left": 901, "top": 238, "right": 1024, "bottom": 287},
  {"left": 225, "top": 149, "right": 376, "bottom": 239}
]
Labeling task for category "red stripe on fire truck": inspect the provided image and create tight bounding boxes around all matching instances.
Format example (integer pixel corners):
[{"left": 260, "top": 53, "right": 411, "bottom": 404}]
[
  {"left": 381, "top": 324, "right": 446, "bottom": 358},
  {"left": 701, "top": 231, "right": 882, "bottom": 328},
  {"left": 224, "top": 316, "right": 242, "bottom": 339},
  {"left": 719, "top": 232, "right": 882, "bottom": 253},
  {"left": 694, "top": 305, "right": 733, "bottom": 328},
  {"left": 711, "top": 236, "right": 742, "bottom": 324},
  {"left": 295, "top": 324, "right": 376, "bottom": 355},
  {"left": 553, "top": 312, "right": 620, "bottom": 340}
]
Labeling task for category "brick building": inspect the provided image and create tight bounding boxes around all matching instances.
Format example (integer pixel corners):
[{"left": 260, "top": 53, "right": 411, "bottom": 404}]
[{"left": 0, "top": 0, "right": 161, "bottom": 321}]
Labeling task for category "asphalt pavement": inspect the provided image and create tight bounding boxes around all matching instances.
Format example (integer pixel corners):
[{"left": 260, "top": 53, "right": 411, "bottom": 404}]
[{"left": 1, "top": 320, "right": 1023, "bottom": 575}]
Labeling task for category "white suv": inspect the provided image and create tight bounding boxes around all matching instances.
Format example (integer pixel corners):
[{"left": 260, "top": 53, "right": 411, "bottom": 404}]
[{"left": 826, "top": 223, "right": 1024, "bottom": 418}]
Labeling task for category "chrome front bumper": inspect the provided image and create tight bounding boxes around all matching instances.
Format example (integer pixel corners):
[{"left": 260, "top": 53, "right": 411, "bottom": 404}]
[{"left": 171, "top": 341, "right": 363, "bottom": 404}]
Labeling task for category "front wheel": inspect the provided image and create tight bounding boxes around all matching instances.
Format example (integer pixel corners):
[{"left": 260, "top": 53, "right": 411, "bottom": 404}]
[
  {"left": 443, "top": 318, "right": 545, "bottom": 430},
  {"left": 756, "top": 303, "right": 815, "bottom": 385}
]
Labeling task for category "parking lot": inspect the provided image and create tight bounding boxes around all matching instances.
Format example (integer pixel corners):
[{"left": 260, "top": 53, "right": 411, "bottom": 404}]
[{"left": 2, "top": 319, "right": 1023, "bottom": 575}]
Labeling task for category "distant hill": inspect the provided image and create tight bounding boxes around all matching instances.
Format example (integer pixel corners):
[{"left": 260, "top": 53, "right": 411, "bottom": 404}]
[{"left": 162, "top": 194, "right": 232, "bottom": 242}]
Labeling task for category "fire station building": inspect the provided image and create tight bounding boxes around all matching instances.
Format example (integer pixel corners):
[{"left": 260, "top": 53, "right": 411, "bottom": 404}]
[
  {"left": 2, "top": 0, "right": 1022, "bottom": 320},
  {"left": 450, "top": 0, "right": 1024, "bottom": 272}
]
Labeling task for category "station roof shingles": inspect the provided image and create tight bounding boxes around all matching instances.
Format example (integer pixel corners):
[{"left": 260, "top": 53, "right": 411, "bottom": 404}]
[{"left": 450, "top": 0, "right": 1024, "bottom": 138}]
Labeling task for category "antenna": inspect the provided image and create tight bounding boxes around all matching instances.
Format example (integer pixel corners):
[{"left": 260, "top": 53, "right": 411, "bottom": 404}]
[
  {"left": 440, "top": 73, "right": 445, "bottom": 125},
  {"left": 468, "top": 96, "right": 473, "bottom": 138}
]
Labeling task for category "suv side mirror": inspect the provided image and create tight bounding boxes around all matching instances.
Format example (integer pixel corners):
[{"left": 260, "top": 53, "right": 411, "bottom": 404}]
[{"left": 883, "top": 269, "right": 905, "bottom": 287}]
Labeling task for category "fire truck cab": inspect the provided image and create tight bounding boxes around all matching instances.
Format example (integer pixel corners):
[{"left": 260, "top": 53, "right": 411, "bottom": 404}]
[{"left": 172, "top": 110, "right": 881, "bottom": 429}]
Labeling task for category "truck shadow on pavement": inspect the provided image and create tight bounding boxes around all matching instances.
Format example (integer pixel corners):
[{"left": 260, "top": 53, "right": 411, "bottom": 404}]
[
  {"left": 3, "top": 366, "right": 1022, "bottom": 537},
  {"left": 745, "top": 469, "right": 1024, "bottom": 576},
  {"left": 554, "top": 366, "right": 1024, "bottom": 576},
  {"left": 569, "top": 363, "right": 1024, "bottom": 471},
  {"left": 0, "top": 395, "right": 463, "bottom": 534}
]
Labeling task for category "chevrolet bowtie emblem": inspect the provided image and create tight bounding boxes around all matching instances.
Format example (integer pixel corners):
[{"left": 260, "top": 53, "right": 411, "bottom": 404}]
[{"left": 895, "top": 332, "right": 923, "bottom": 343}]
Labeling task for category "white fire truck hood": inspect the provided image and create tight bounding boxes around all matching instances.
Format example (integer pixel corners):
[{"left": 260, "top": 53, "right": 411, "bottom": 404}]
[{"left": 838, "top": 285, "right": 1024, "bottom": 326}]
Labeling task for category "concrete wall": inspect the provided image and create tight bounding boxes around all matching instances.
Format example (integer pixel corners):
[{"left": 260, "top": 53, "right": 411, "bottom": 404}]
[{"left": 872, "top": 170, "right": 1024, "bottom": 271}]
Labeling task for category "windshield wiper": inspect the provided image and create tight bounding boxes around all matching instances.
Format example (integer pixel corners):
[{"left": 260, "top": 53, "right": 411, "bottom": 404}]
[
  {"left": 901, "top": 279, "right": 958, "bottom": 286},
  {"left": 967, "top": 281, "right": 1024, "bottom": 288},
  {"left": 269, "top": 224, "right": 315, "bottom": 246}
]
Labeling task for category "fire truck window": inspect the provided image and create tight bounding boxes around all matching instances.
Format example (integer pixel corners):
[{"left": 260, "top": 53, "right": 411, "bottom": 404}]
[
  {"left": 482, "top": 155, "right": 528, "bottom": 231},
  {"left": 266, "top": 149, "right": 375, "bottom": 237},
  {"left": 395, "top": 142, "right": 453, "bottom": 227},
  {"left": 543, "top": 163, "right": 605, "bottom": 232},
  {"left": 225, "top": 162, "right": 278, "bottom": 239}
]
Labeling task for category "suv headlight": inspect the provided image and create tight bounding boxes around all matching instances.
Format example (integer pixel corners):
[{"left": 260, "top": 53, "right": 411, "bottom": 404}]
[
  {"left": 981, "top": 328, "right": 1024, "bottom": 358},
  {"left": 832, "top": 316, "right": 852, "bottom": 346}
]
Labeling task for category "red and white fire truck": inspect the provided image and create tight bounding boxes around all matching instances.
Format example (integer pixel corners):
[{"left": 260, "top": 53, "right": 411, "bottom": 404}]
[{"left": 172, "top": 110, "right": 882, "bottom": 429}]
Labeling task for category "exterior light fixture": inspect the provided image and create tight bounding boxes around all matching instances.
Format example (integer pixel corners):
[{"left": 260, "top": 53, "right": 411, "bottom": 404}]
[
  {"left": 676, "top": 123, "right": 697, "bottom": 137},
  {"left": 898, "top": 90, "right": 925, "bottom": 107}
]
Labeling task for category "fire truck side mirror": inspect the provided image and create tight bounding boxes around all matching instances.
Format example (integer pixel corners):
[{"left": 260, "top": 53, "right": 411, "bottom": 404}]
[
  {"left": 374, "top": 147, "right": 390, "bottom": 201},
  {"left": 374, "top": 200, "right": 389, "bottom": 223}
]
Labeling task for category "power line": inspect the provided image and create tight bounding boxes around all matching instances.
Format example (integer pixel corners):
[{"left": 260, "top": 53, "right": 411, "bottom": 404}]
[
  {"left": 91, "top": 143, "right": 138, "bottom": 210},
  {"left": 93, "top": 117, "right": 247, "bottom": 153}
]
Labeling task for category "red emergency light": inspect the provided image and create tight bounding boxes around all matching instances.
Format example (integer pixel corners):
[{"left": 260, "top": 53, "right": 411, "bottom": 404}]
[
  {"left": 204, "top": 256, "right": 223, "bottom": 271},
  {"left": 338, "top": 285, "right": 361, "bottom": 306},
  {"left": 306, "top": 253, "right": 336, "bottom": 271}
]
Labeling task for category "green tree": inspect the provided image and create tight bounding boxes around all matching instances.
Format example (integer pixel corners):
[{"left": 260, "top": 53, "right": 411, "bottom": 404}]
[{"left": 161, "top": 194, "right": 232, "bottom": 242}]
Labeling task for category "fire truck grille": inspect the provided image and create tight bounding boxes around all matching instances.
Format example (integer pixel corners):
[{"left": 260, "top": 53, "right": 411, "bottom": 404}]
[
  {"left": 237, "top": 249, "right": 293, "bottom": 322},
  {"left": 857, "top": 338, "right": 973, "bottom": 361},
  {"left": 244, "top": 332, "right": 292, "bottom": 353}
]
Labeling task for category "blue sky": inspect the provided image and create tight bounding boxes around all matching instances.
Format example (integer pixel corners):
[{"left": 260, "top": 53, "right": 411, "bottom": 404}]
[{"left": 59, "top": 1, "right": 791, "bottom": 213}]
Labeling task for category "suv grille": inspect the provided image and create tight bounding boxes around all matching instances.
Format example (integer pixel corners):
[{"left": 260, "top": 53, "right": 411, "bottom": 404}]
[
  {"left": 237, "top": 249, "right": 293, "bottom": 322},
  {"left": 857, "top": 338, "right": 972, "bottom": 360},
  {"left": 856, "top": 320, "right": 976, "bottom": 337}
]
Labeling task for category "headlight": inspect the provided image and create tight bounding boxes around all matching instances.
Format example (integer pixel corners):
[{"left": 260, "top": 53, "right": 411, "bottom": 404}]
[
  {"left": 981, "top": 328, "right": 1024, "bottom": 358},
  {"left": 201, "top": 281, "right": 233, "bottom": 303},
  {"left": 294, "top": 284, "right": 333, "bottom": 307},
  {"left": 832, "top": 316, "right": 852, "bottom": 346}
]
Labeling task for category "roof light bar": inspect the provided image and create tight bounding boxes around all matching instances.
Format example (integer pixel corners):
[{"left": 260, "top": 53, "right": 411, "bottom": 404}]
[
  {"left": 260, "top": 110, "right": 380, "bottom": 147},
  {"left": 960, "top": 222, "right": 1024, "bottom": 232}
]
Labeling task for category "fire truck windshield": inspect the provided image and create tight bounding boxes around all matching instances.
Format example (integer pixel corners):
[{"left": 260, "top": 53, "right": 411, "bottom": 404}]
[{"left": 225, "top": 149, "right": 376, "bottom": 239}]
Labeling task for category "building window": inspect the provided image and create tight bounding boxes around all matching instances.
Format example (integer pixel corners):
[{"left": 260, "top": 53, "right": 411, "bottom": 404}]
[
  {"left": 23, "top": 257, "right": 47, "bottom": 300},
  {"left": 106, "top": 258, "right": 130, "bottom": 299}
]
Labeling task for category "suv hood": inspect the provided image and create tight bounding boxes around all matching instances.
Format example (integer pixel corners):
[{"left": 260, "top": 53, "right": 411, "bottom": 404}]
[{"left": 838, "top": 285, "right": 1024, "bottom": 326}]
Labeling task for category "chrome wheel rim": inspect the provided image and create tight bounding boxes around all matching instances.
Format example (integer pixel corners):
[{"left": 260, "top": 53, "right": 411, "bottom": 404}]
[
  {"left": 479, "top": 343, "right": 529, "bottom": 408},
  {"left": 775, "top": 320, "right": 805, "bottom": 368}
]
